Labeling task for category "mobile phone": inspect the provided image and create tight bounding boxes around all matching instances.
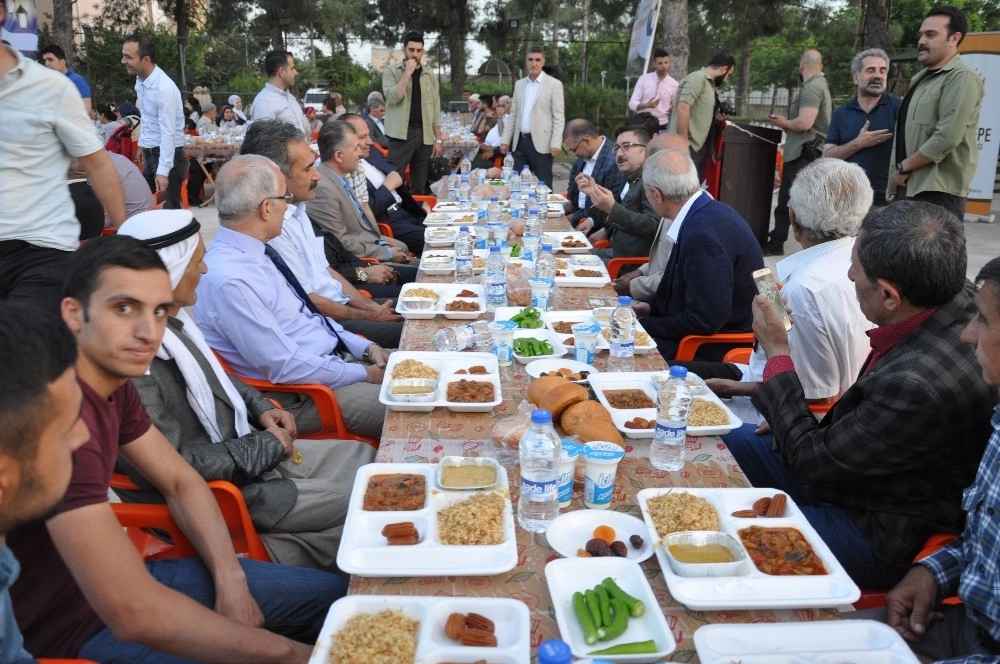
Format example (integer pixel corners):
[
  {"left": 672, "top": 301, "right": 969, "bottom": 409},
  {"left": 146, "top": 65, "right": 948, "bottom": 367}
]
[{"left": 752, "top": 267, "right": 792, "bottom": 331}]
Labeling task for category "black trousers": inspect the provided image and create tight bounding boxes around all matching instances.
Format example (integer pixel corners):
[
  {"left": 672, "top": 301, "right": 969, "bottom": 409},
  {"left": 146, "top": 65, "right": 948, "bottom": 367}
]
[
  {"left": 512, "top": 135, "right": 554, "bottom": 188},
  {"left": 0, "top": 241, "right": 72, "bottom": 313},
  {"left": 388, "top": 124, "right": 432, "bottom": 194},
  {"left": 769, "top": 155, "right": 810, "bottom": 246},
  {"left": 142, "top": 146, "right": 190, "bottom": 209},
  {"left": 902, "top": 189, "right": 967, "bottom": 221}
]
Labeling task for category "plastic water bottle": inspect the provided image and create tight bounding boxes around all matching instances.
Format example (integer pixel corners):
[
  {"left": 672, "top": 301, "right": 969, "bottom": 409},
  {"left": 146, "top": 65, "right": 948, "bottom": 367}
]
[
  {"left": 433, "top": 321, "right": 493, "bottom": 351},
  {"left": 454, "top": 226, "right": 474, "bottom": 283},
  {"left": 537, "top": 180, "right": 551, "bottom": 203},
  {"left": 460, "top": 155, "right": 472, "bottom": 177},
  {"left": 458, "top": 177, "right": 471, "bottom": 209},
  {"left": 520, "top": 164, "right": 531, "bottom": 183},
  {"left": 486, "top": 196, "right": 501, "bottom": 226},
  {"left": 535, "top": 243, "right": 557, "bottom": 293},
  {"left": 651, "top": 366, "right": 693, "bottom": 471},
  {"left": 510, "top": 170, "right": 523, "bottom": 202},
  {"left": 447, "top": 170, "right": 458, "bottom": 200},
  {"left": 609, "top": 295, "right": 636, "bottom": 372},
  {"left": 484, "top": 245, "right": 507, "bottom": 311},
  {"left": 518, "top": 410, "right": 560, "bottom": 533},
  {"left": 527, "top": 190, "right": 539, "bottom": 212},
  {"left": 502, "top": 152, "right": 515, "bottom": 180},
  {"left": 524, "top": 207, "right": 541, "bottom": 238}
]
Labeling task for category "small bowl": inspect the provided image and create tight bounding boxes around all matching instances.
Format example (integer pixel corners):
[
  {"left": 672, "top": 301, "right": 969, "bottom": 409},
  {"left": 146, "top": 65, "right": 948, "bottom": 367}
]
[
  {"left": 662, "top": 531, "right": 748, "bottom": 578},
  {"left": 437, "top": 456, "right": 500, "bottom": 490},
  {"left": 399, "top": 296, "right": 438, "bottom": 312},
  {"left": 387, "top": 378, "right": 438, "bottom": 402},
  {"left": 593, "top": 307, "right": 614, "bottom": 327}
]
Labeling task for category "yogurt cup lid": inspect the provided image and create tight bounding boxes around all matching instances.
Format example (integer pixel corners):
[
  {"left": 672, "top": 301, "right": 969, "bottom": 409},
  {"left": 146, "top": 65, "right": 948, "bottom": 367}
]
[
  {"left": 571, "top": 323, "right": 602, "bottom": 334},
  {"left": 560, "top": 439, "right": 582, "bottom": 459},
  {"left": 584, "top": 441, "right": 625, "bottom": 461},
  {"left": 489, "top": 320, "right": 519, "bottom": 331}
]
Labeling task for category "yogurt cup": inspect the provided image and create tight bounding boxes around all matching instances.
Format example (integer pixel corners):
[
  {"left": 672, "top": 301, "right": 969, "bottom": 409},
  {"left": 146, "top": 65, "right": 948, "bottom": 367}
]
[
  {"left": 572, "top": 323, "right": 601, "bottom": 364},
  {"left": 529, "top": 277, "right": 552, "bottom": 311},
  {"left": 583, "top": 441, "right": 625, "bottom": 509},
  {"left": 474, "top": 225, "right": 490, "bottom": 250},
  {"left": 488, "top": 320, "right": 518, "bottom": 366},
  {"left": 557, "top": 440, "right": 583, "bottom": 508}
]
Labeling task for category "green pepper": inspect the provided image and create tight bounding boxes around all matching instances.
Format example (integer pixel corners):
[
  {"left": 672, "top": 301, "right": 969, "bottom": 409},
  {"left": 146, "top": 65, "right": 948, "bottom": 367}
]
[
  {"left": 585, "top": 588, "right": 602, "bottom": 629},
  {"left": 596, "top": 584, "right": 612, "bottom": 628},
  {"left": 509, "top": 244, "right": 522, "bottom": 257},
  {"left": 598, "top": 597, "right": 629, "bottom": 641},
  {"left": 587, "top": 640, "right": 658, "bottom": 655},
  {"left": 602, "top": 577, "right": 645, "bottom": 618},
  {"left": 572, "top": 591, "right": 602, "bottom": 645}
]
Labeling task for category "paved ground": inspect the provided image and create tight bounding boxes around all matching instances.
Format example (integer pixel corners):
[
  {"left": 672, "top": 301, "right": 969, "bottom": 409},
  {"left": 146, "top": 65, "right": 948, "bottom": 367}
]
[{"left": 192, "top": 161, "right": 1000, "bottom": 280}]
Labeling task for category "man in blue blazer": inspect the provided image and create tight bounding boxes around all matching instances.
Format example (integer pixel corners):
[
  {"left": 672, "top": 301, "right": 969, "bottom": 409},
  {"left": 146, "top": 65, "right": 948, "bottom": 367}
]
[
  {"left": 562, "top": 118, "right": 624, "bottom": 229},
  {"left": 634, "top": 148, "right": 763, "bottom": 361}
]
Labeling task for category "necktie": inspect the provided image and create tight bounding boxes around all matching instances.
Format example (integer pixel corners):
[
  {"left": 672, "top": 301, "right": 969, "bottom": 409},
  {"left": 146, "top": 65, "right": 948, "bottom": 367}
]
[{"left": 264, "top": 244, "right": 342, "bottom": 352}]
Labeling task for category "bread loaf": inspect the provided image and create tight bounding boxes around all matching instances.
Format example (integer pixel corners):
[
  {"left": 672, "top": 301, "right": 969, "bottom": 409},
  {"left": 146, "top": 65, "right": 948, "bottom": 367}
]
[
  {"left": 526, "top": 375, "right": 588, "bottom": 418},
  {"left": 560, "top": 400, "right": 613, "bottom": 436}
]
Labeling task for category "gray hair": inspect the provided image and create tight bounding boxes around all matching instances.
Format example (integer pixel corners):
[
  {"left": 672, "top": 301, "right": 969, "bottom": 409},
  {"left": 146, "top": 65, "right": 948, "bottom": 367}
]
[
  {"left": 366, "top": 91, "right": 385, "bottom": 108},
  {"left": 851, "top": 48, "right": 890, "bottom": 76},
  {"left": 643, "top": 149, "right": 700, "bottom": 202},
  {"left": 788, "top": 158, "right": 872, "bottom": 241},
  {"left": 317, "top": 119, "right": 356, "bottom": 163},
  {"left": 240, "top": 119, "right": 308, "bottom": 177},
  {"left": 216, "top": 155, "right": 282, "bottom": 223}
]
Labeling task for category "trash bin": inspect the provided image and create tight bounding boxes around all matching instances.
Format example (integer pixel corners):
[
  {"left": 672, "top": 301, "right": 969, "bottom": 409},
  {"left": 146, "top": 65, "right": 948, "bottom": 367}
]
[{"left": 717, "top": 123, "right": 782, "bottom": 245}]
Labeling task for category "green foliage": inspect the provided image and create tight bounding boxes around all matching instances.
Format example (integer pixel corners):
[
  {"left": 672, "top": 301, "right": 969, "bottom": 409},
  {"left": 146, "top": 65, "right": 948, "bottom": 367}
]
[{"left": 557, "top": 35, "right": 630, "bottom": 87}]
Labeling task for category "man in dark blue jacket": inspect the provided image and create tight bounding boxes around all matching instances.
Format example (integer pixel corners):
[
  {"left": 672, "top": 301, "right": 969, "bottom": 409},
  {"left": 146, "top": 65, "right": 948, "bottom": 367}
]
[
  {"left": 562, "top": 118, "right": 624, "bottom": 230},
  {"left": 633, "top": 148, "right": 763, "bottom": 361}
]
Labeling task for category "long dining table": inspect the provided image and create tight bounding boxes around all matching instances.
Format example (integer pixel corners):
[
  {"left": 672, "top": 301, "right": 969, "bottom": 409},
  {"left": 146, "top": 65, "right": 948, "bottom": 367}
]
[{"left": 345, "top": 211, "right": 843, "bottom": 661}]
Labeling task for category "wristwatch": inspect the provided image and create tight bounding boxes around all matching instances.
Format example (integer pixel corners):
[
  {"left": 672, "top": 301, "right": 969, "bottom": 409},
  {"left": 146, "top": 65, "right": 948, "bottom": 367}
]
[
  {"left": 355, "top": 267, "right": 369, "bottom": 282},
  {"left": 362, "top": 343, "right": 379, "bottom": 362},
  {"left": 434, "top": 139, "right": 443, "bottom": 145},
  {"left": 895, "top": 162, "right": 910, "bottom": 175}
]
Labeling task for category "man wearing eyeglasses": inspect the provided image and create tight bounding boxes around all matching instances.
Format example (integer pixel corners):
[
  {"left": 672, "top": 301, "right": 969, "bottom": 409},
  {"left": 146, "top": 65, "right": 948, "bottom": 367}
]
[
  {"left": 561, "top": 119, "right": 624, "bottom": 230},
  {"left": 576, "top": 123, "right": 660, "bottom": 263}
]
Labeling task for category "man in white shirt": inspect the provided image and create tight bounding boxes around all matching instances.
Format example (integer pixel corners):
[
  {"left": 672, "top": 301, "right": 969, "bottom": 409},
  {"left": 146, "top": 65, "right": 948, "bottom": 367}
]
[
  {"left": 628, "top": 48, "right": 679, "bottom": 132},
  {"left": 121, "top": 33, "right": 188, "bottom": 209},
  {"left": 249, "top": 51, "right": 310, "bottom": 135},
  {"left": 501, "top": 45, "right": 565, "bottom": 187},
  {"left": 562, "top": 118, "right": 624, "bottom": 229},
  {"left": 682, "top": 159, "right": 876, "bottom": 423},
  {"left": 1, "top": 6, "right": 125, "bottom": 310}
]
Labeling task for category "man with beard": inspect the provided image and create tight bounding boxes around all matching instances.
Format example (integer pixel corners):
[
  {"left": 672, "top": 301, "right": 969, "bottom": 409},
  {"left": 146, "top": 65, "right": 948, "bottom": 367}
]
[
  {"left": 668, "top": 53, "right": 735, "bottom": 178},
  {"left": 823, "top": 49, "right": 900, "bottom": 206}
]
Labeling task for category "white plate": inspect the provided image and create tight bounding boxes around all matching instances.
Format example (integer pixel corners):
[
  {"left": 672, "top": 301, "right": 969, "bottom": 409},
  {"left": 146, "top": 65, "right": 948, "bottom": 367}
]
[
  {"left": 588, "top": 372, "right": 742, "bottom": 438},
  {"left": 336, "top": 463, "right": 517, "bottom": 576},
  {"left": 546, "top": 510, "right": 653, "bottom": 562},
  {"left": 379, "top": 351, "right": 501, "bottom": 412},
  {"left": 424, "top": 227, "right": 458, "bottom": 247},
  {"left": 432, "top": 201, "right": 472, "bottom": 212},
  {"left": 424, "top": 210, "right": 478, "bottom": 226},
  {"left": 417, "top": 249, "right": 489, "bottom": 276},
  {"left": 396, "top": 283, "right": 486, "bottom": 320},
  {"left": 524, "top": 358, "right": 597, "bottom": 384},
  {"left": 547, "top": 557, "right": 676, "bottom": 662},
  {"left": 542, "top": 230, "right": 592, "bottom": 253},
  {"left": 555, "top": 263, "right": 611, "bottom": 288},
  {"left": 309, "top": 595, "right": 529, "bottom": 664},
  {"left": 694, "top": 620, "right": 919, "bottom": 663},
  {"left": 512, "top": 328, "right": 569, "bottom": 364},
  {"left": 636, "top": 487, "right": 861, "bottom": 610},
  {"left": 548, "top": 193, "right": 570, "bottom": 204}
]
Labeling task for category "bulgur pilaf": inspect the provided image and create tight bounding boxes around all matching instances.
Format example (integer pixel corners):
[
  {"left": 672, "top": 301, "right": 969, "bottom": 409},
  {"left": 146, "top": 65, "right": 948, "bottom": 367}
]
[
  {"left": 646, "top": 492, "right": 720, "bottom": 538},
  {"left": 391, "top": 359, "right": 439, "bottom": 380},
  {"left": 688, "top": 399, "right": 731, "bottom": 427},
  {"left": 437, "top": 493, "right": 506, "bottom": 545},
  {"left": 330, "top": 609, "right": 418, "bottom": 663}
]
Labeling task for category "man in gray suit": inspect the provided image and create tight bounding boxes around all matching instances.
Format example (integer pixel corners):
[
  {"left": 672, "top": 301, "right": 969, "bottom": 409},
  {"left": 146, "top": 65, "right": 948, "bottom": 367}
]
[
  {"left": 365, "top": 97, "right": 389, "bottom": 149},
  {"left": 118, "top": 209, "right": 375, "bottom": 572},
  {"left": 500, "top": 45, "right": 565, "bottom": 186},
  {"left": 310, "top": 120, "right": 410, "bottom": 264}
]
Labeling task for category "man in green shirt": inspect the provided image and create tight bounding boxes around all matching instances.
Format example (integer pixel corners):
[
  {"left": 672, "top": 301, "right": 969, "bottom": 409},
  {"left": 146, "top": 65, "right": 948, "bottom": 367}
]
[
  {"left": 888, "top": 6, "right": 983, "bottom": 221},
  {"left": 668, "top": 53, "right": 736, "bottom": 178},
  {"left": 766, "top": 50, "right": 831, "bottom": 256}
]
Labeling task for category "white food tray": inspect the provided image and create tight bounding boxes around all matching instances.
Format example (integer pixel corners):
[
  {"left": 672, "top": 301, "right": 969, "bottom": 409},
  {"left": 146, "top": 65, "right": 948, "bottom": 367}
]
[
  {"left": 418, "top": 249, "right": 489, "bottom": 276},
  {"left": 425, "top": 210, "right": 478, "bottom": 226},
  {"left": 424, "top": 227, "right": 458, "bottom": 247},
  {"left": 378, "top": 351, "right": 501, "bottom": 413},
  {"left": 542, "top": 230, "right": 593, "bottom": 253},
  {"left": 309, "top": 595, "right": 529, "bottom": 663},
  {"left": 694, "top": 620, "right": 919, "bottom": 663},
  {"left": 337, "top": 462, "right": 517, "bottom": 576},
  {"left": 397, "top": 283, "right": 485, "bottom": 320},
  {"left": 636, "top": 487, "right": 861, "bottom": 610},
  {"left": 547, "top": 202, "right": 566, "bottom": 217},
  {"left": 540, "top": 311, "right": 657, "bottom": 354},
  {"left": 511, "top": 327, "right": 569, "bottom": 364},
  {"left": 588, "top": 372, "right": 741, "bottom": 438},
  {"left": 547, "top": 557, "right": 676, "bottom": 662}
]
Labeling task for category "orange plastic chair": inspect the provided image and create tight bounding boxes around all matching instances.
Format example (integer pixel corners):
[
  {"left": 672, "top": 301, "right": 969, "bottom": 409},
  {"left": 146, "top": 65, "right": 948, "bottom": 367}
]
[
  {"left": 608, "top": 256, "right": 649, "bottom": 279},
  {"left": 378, "top": 222, "right": 394, "bottom": 238},
  {"left": 852, "top": 533, "right": 959, "bottom": 610},
  {"left": 374, "top": 144, "right": 390, "bottom": 158},
  {"left": 100, "top": 226, "right": 117, "bottom": 237},
  {"left": 592, "top": 239, "right": 611, "bottom": 249},
  {"left": 722, "top": 347, "right": 752, "bottom": 363},
  {"left": 674, "top": 332, "right": 755, "bottom": 361},
  {"left": 211, "top": 351, "right": 378, "bottom": 449},
  {"left": 413, "top": 194, "right": 437, "bottom": 210}
]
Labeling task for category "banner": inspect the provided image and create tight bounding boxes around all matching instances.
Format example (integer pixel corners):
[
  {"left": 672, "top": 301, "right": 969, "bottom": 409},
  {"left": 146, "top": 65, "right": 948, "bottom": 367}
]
[
  {"left": 626, "top": 0, "right": 661, "bottom": 78},
  {"left": 1, "top": 0, "right": 39, "bottom": 56},
  {"left": 960, "top": 33, "right": 1000, "bottom": 218}
]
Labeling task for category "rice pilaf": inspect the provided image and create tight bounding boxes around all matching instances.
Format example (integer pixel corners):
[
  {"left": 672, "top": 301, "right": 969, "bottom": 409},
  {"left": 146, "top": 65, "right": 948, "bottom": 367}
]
[
  {"left": 646, "top": 492, "right": 720, "bottom": 538},
  {"left": 437, "top": 492, "right": 506, "bottom": 545},
  {"left": 330, "top": 609, "right": 418, "bottom": 663}
]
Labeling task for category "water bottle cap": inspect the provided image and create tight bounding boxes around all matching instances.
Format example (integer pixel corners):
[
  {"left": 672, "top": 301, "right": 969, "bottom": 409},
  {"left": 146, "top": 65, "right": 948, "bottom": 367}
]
[
  {"left": 536, "top": 639, "right": 573, "bottom": 663},
  {"left": 529, "top": 208, "right": 538, "bottom": 214},
  {"left": 669, "top": 365, "right": 688, "bottom": 378},
  {"left": 490, "top": 196, "right": 498, "bottom": 202},
  {"left": 530, "top": 409, "right": 552, "bottom": 424},
  {"left": 541, "top": 244, "right": 553, "bottom": 252},
  {"left": 459, "top": 226, "right": 469, "bottom": 232},
  {"left": 489, "top": 245, "right": 500, "bottom": 253},
  {"left": 618, "top": 295, "right": 632, "bottom": 305},
  {"left": 539, "top": 180, "right": 546, "bottom": 185}
]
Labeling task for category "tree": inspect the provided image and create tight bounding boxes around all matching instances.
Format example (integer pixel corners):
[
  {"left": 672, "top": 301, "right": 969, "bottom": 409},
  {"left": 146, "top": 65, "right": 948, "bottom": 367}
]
[
  {"left": 661, "top": 0, "right": 690, "bottom": 79},
  {"left": 51, "top": 0, "right": 74, "bottom": 62},
  {"left": 860, "top": 0, "right": 893, "bottom": 51}
]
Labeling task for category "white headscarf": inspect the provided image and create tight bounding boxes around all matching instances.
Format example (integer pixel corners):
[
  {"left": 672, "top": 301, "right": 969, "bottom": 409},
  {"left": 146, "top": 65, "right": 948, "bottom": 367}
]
[{"left": 118, "top": 210, "right": 251, "bottom": 441}]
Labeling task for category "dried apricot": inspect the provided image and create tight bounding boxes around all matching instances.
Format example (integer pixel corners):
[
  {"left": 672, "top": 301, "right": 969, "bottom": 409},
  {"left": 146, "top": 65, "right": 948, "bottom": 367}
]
[{"left": 593, "top": 525, "right": 616, "bottom": 544}]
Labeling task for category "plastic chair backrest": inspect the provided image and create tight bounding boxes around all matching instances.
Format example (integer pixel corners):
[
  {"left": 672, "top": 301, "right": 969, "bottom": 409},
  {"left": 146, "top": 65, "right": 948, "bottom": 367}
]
[
  {"left": 674, "top": 332, "right": 755, "bottom": 361},
  {"left": 608, "top": 256, "right": 649, "bottom": 279},
  {"left": 722, "top": 347, "right": 753, "bottom": 364}
]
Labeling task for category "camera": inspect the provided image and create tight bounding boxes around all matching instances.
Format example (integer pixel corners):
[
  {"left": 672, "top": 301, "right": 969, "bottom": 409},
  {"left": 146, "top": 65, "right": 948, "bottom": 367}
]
[{"left": 718, "top": 101, "right": 737, "bottom": 116}]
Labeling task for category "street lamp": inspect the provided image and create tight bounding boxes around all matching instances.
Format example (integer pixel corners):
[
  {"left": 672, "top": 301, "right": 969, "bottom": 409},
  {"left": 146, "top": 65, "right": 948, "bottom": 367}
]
[{"left": 15, "top": 0, "right": 29, "bottom": 28}]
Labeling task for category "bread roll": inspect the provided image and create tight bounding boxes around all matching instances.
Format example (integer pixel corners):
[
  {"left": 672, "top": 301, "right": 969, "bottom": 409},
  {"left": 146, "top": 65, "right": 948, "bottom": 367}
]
[
  {"left": 526, "top": 376, "right": 588, "bottom": 418},
  {"left": 575, "top": 421, "right": 625, "bottom": 447},
  {"left": 560, "top": 400, "right": 613, "bottom": 436}
]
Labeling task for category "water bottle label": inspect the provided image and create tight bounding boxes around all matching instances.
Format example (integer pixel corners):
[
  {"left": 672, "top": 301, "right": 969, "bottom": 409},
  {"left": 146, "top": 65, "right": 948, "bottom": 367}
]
[
  {"left": 455, "top": 257, "right": 472, "bottom": 270},
  {"left": 610, "top": 340, "right": 635, "bottom": 357},
  {"left": 521, "top": 477, "right": 557, "bottom": 499},
  {"left": 654, "top": 422, "right": 686, "bottom": 443}
]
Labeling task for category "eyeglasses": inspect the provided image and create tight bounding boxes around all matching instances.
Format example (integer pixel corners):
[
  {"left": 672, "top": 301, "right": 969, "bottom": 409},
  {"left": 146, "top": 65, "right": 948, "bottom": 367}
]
[
  {"left": 260, "top": 193, "right": 294, "bottom": 206},
  {"left": 611, "top": 142, "right": 646, "bottom": 154}
]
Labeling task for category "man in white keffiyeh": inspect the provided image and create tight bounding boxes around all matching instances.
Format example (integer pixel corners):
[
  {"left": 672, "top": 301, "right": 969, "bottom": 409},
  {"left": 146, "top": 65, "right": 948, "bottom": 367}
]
[{"left": 116, "top": 209, "right": 375, "bottom": 572}]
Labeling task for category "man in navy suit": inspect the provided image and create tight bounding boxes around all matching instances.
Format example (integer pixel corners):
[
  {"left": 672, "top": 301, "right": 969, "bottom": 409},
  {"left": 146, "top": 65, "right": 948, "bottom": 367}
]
[
  {"left": 562, "top": 118, "right": 624, "bottom": 230},
  {"left": 343, "top": 114, "right": 426, "bottom": 254},
  {"left": 633, "top": 148, "right": 763, "bottom": 361}
]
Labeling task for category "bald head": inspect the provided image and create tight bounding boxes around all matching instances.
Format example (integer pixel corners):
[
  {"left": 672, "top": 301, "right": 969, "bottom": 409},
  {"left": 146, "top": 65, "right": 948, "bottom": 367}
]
[
  {"left": 800, "top": 49, "right": 824, "bottom": 76},
  {"left": 646, "top": 132, "right": 689, "bottom": 157},
  {"left": 563, "top": 118, "right": 600, "bottom": 142},
  {"left": 216, "top": 155, "right": 283, "bottom": 227}
]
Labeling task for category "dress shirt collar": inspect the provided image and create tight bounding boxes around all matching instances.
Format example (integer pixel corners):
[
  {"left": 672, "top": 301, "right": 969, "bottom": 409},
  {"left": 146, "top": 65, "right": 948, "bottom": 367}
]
[
  {"left": 214, "top": 225, "right": 267, "bottom": 260},
  {"left": 585, "top": 137, "right": 606, "bottom": 169},
  {"left": 775, "top": 235, "right": 854, "bottom": 283},
  {"left": 665, "top": 190, "right": 704, "bottom": 243},
  {"left": 1, "top": 43, "right": 26, "bottom": 81},
  {"left": 264, "top": 81, "right": 287, "bottom": 95},
  {"left": 138, "top": 64, "right": 163, "bottom": 89},
  {"left": 864, "top": 306, "right": 939, "bottom": 370},
  {"left": 526, "top": 70, "right": 546, "bottom": 85}
]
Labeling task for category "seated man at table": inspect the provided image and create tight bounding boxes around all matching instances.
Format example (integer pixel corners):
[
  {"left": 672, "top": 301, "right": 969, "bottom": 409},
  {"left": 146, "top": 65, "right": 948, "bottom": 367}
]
[
  {"left": 724, "top": 201, "right": 996, "bottom": 590},
  {"left": 193, "top": 155, "right": 389, "bottom": 440},
  {"left": 240, "top": 119, "right": 403, "bottom": 348},
  {"left": 577, "top": 123, "right": 659, "bottom": 264},
  {"left": 886, "top": 256, "right": 1000, "bottom": 661},
  {"left": 9, "top": 234, "right": 343, "bottom": 661},
  {"left": 681, "top": 159, "right": 875, "bottom": 423},
  {"left": 633, "top": 149, "right": 763, "bottom": 361},
  {"left": 117, "top": 210, "right": 374, "bottom": 571},
  {"left": 562, "top": 118, "right": 624, "bottom": 230}
]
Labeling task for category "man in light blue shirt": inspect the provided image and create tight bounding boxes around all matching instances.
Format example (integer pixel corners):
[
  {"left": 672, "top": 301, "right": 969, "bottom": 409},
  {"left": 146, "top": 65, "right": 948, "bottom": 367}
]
[
  {"left": 249, "top": 51, "right": 311, "bottom": 135},
  {"left": 193, "top": 154, "right": 389, "bottom": 440},
  {"left": 0, "top": 304, "right": 90, "bottom": 663}
]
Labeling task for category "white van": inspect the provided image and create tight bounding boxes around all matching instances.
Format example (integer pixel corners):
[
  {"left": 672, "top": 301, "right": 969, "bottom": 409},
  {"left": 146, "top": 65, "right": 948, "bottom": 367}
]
[{"left": 303, "top": 88, "right": 329, "bottom": 113}]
